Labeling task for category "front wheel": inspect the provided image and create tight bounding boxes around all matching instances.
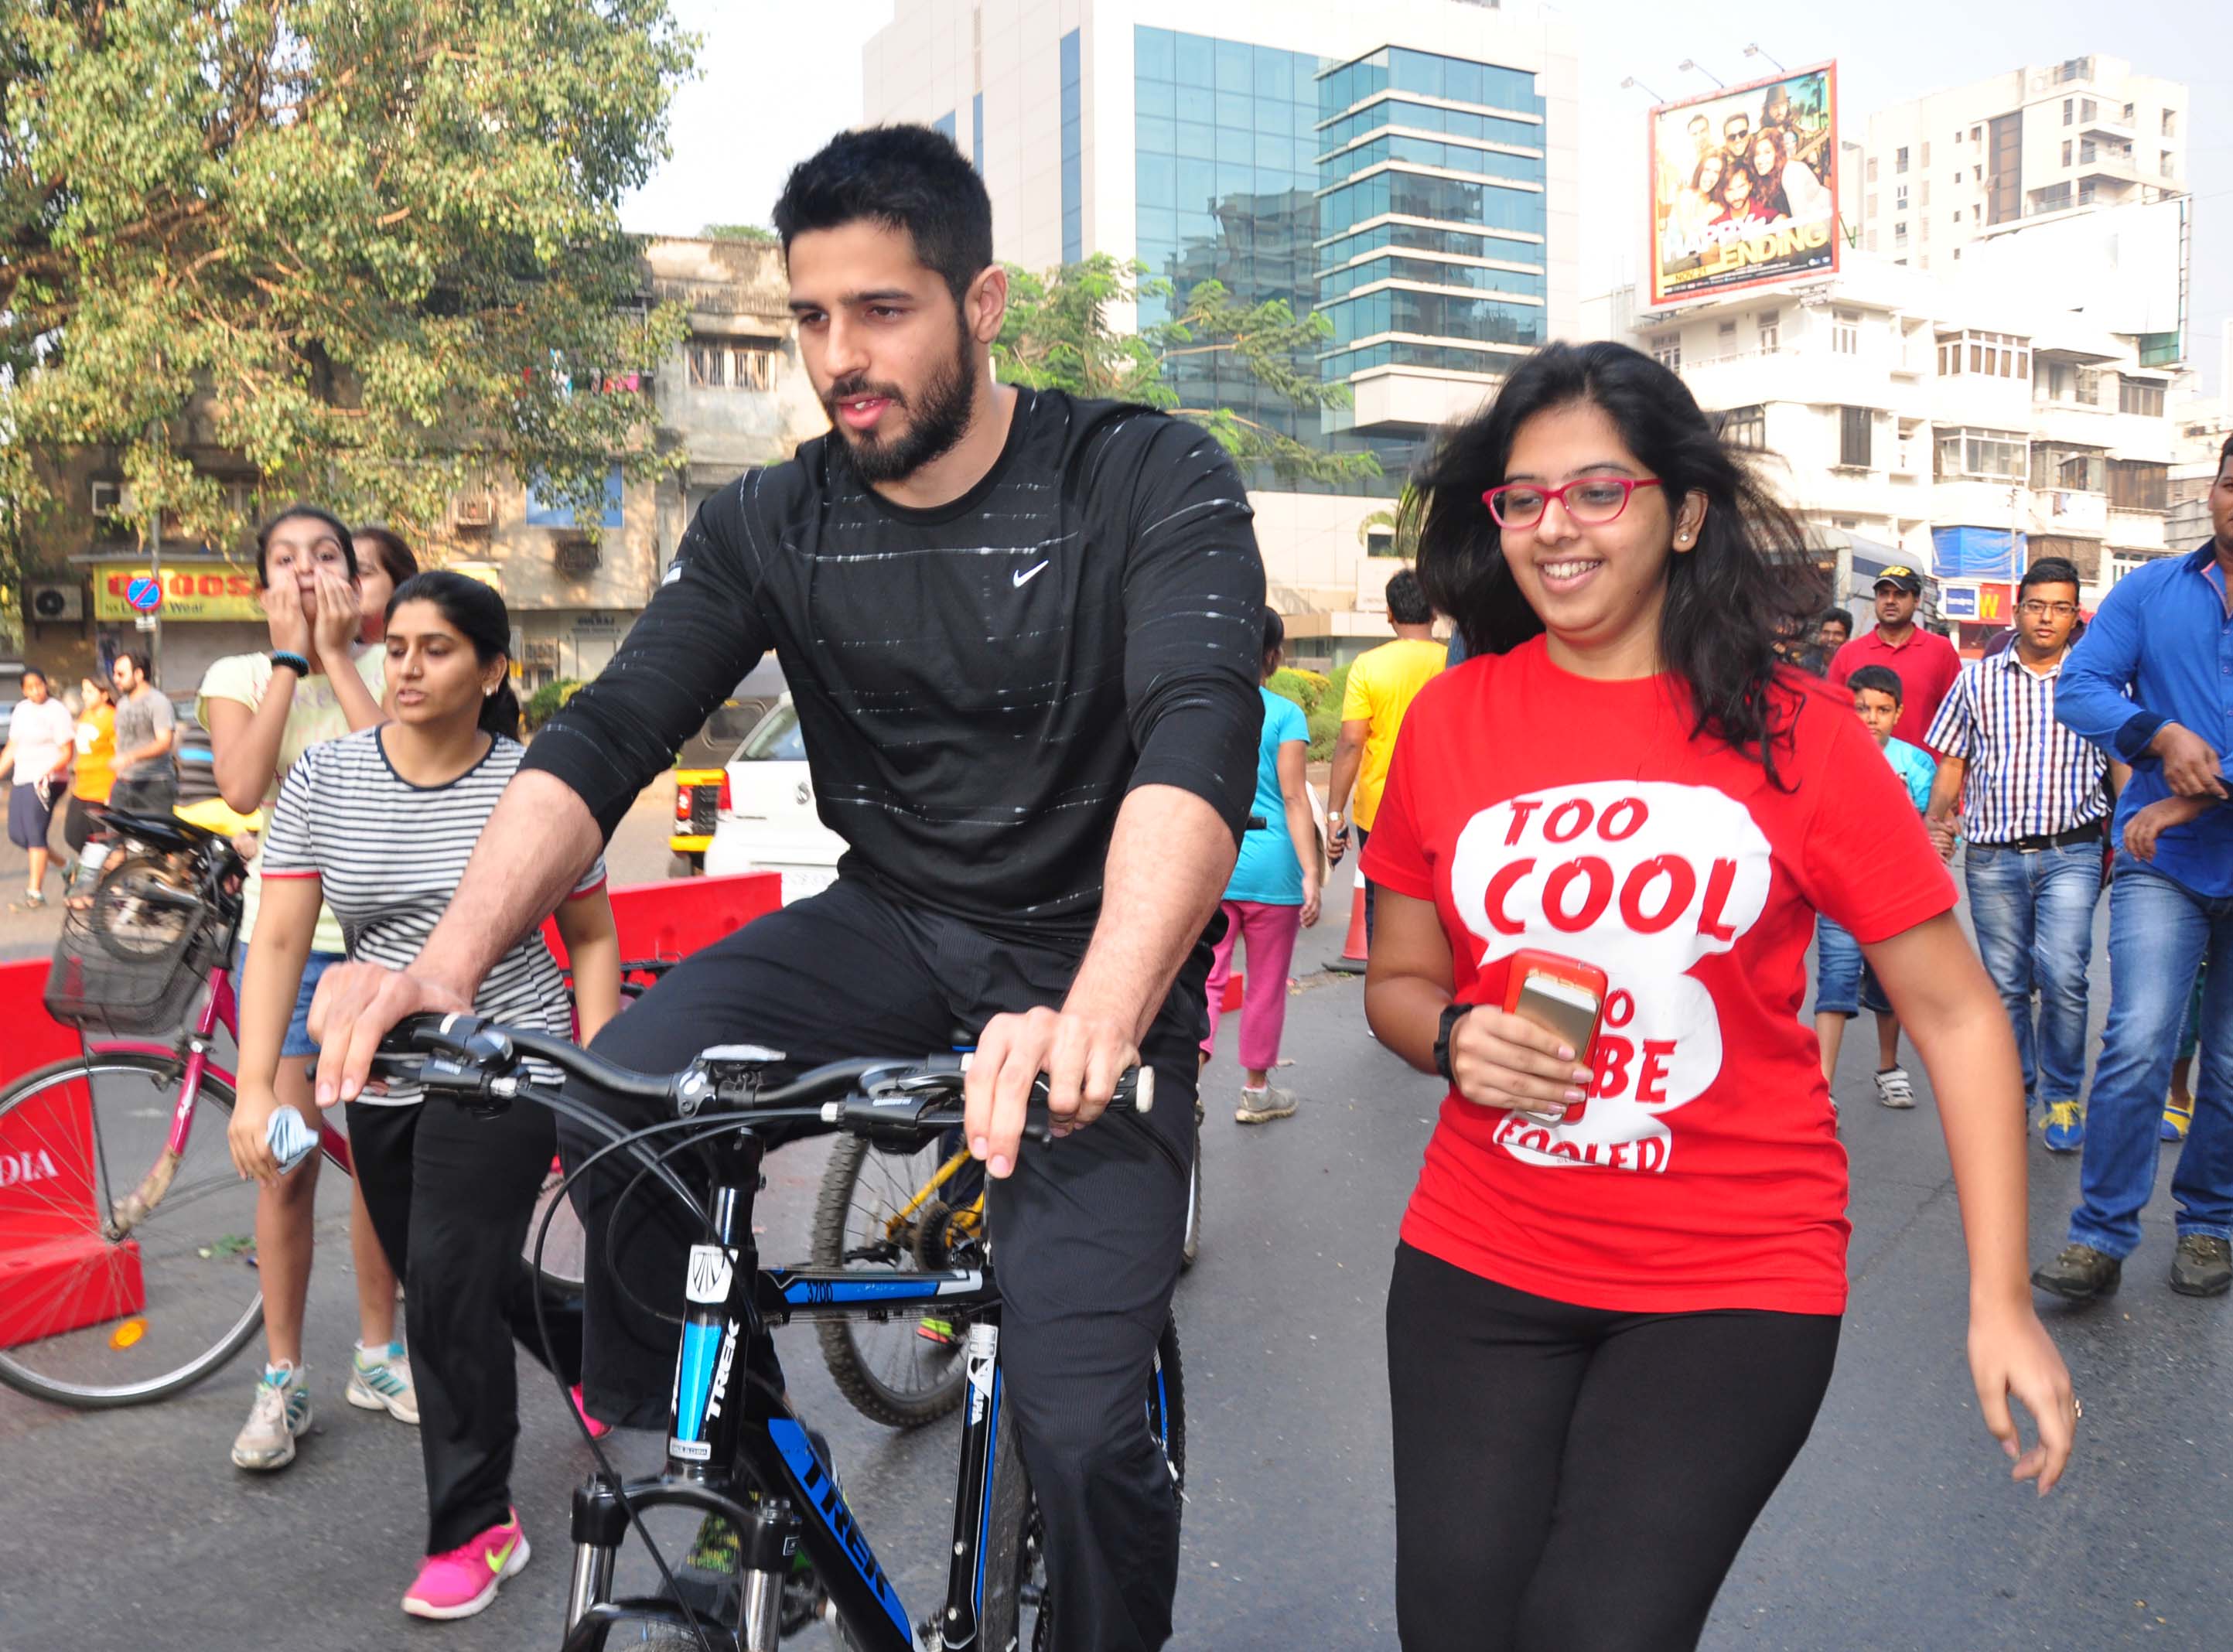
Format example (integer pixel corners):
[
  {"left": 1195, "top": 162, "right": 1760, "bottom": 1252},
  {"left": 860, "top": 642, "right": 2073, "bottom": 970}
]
[
  {"left": 978, "top": 1315, "right": 1186, "bottom": 1652},
  {"left": 0, "top": 1050, "right": 265, "bottom": 1408}
]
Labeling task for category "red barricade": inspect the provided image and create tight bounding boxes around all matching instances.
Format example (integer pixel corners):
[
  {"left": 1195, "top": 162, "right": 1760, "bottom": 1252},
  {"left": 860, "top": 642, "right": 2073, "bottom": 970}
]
[
  {"left": 541, "top": 870, "right": 783, "bottom": 973},
  {"left": 0, "top": 956, "right": 146, "bottom": 1347}
]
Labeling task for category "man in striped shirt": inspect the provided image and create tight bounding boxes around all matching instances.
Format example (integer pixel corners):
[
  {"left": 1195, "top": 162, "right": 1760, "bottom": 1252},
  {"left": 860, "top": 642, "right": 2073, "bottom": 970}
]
[{"left": 1924, "top": 558, "right": 2115, "bottom": 1149}]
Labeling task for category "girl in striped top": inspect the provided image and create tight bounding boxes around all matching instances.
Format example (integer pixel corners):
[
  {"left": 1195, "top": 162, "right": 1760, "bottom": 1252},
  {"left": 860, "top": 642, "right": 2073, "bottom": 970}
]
[{"left": 227, "top": 571, "right": 620, "bottom": 1622}]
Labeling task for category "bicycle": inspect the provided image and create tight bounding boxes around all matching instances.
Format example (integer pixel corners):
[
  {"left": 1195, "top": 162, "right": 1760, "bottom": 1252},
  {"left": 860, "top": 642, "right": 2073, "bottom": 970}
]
[
  {"left": 811, "top": 1048, "right": 1200, "bottom": 1429},
  {"left": 0, "top": 809, "right": 610, "bottom": 1408},
  {"left": 369, "top": 1012, "right": 1186, "bottom": 1651}
]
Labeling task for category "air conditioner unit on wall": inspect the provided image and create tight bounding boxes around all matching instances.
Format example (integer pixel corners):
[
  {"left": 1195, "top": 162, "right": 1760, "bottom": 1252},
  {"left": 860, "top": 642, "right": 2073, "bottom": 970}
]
[{"left": 26, "top": 582, "right": 84, "bottom": 623}]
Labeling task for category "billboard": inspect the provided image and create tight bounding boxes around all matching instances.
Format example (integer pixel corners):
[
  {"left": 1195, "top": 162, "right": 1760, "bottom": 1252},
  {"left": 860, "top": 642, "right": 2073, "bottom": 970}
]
[{"left": 1648, "top": 63, "right": 1839, "bottom": 307}]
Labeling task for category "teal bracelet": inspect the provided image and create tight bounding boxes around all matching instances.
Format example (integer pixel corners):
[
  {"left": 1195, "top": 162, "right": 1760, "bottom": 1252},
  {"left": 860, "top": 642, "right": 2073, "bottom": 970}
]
[{"left": 270, "top": 650, "right": 311, "bottom": 678}]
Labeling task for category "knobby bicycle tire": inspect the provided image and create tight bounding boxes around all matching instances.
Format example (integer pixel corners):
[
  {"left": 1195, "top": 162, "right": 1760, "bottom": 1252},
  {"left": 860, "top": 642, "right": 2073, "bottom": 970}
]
[
  {"left": 978, "top": 1315, "right": 1187, "bottom": 1652},
  {"left": 0, "top": 1050, "right": 265, "bottom": 1408},
  {"left": 809, "top": 1131, "right": 978, "bottom": 1428}
]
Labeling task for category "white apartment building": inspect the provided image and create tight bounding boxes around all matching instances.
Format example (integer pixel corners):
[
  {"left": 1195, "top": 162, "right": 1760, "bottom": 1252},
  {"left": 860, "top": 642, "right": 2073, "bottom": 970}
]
[
  {"left": 862, "top": 0, "right": 1581, "bottom": 657},
  {"left": 1587, "top": 250, "right": 2182, "bottom": 642},
  {"left": 1855, "top": 53, "right": 2187, "bottom": 288}
]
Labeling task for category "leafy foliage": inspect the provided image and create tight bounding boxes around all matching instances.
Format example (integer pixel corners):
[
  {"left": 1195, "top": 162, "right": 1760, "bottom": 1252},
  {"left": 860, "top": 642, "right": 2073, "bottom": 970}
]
[
  {"left": 0, "top": 1, "right": 698, "bottom": 585},
  {"left": 523, "top": 676, "right": 584, "bottom": 731},
  {"left": 994, "top": 254, "right": 1381, "bottom": 489},
  {"left": 702, "top": 223, "right": 776, "bottom": 244}
]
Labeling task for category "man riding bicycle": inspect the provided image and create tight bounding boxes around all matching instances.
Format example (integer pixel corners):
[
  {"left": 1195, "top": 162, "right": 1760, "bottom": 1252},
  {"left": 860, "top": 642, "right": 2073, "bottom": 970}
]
[{"left": 309, "top": 125, "right": 1264, "bottom": 1650}]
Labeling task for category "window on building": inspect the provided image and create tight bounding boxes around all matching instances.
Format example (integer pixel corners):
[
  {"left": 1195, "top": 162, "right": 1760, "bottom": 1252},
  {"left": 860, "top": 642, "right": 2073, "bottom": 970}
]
[
  {"left": 1893, "top": 223, "right": 1908, "bottom": 249},
  {"left": 2162, "top": 109, "right": 2177, "bottom": 138},
  {"left": 1896, "top": 185, "right": 1909, "bottom": 210},
  {"left": 2080, "top": 98, "right": 2098, "bottom": 122},
  {"left": 2074, "top": 365, "right": 2102, "bottom": 404},
  {"left": 1839, "top": 406, "right": 1873, "bottom": 468},
  {"left": 1921, "top": 181, "right": 1931, "bottom": 206},
  {"left": 1921, "top": 142, "right": 1930, "bottom": 167},
  {"left": 2106, "top": 460, "right": 2168, "bottom": 510},
  {"left": 1934, "top": 428, "right": 2027, "bottom": 481},
  {"left": 1895, "top": 146, "right": 1908, "bottom": 173},
  {"left": 2062, "top": 98, "right": 2073, "bottom": 126},
  {"left": 2119, "top": 378, "right": 2166, "bottom": 417},
  {"left": 1866, "top": 193, "right": 1878, "bottom": 220},
  {"left": 1757, "top": 310, "right": 1780, "bottom": 352},
  {"left": 1718, "top": 319, "right": 1737, "bottom": 342},
  {"left": 1651, "top": 332, "right": 1681, "bottom": 371},
  {"left": 2031, "top": 443, "right": 2105, "bottom": 493},
  {"left": 1833, "top": 309, "right": 1860, "bottom": 355},
  {"left": 2161, "top": 151, "right": 2176, "bottom": 179},
  {"left": 2122, "top": 102, "right": 2136, "bottom": 121},
  {"left": 2061, "top": 140, "right": 2072, "bottom": 166},
  {"left": 1867, "top": 156, "right": 1879, "bottom": 183},
  {"left": 687, "top": 339, "right": 781, "bottom": 391},
  {"left": 1971, "top": 125, "right": 1982, "bottom": 141},
  {"left": 2079, "top": 138, "right": 2098, "bottom": 164},
  {"left": 1716, "top": 404, "right": 1767, "bottom": 450},
  {"left": 1953, "top": 169, "right": 1962, "bottom": 184}
]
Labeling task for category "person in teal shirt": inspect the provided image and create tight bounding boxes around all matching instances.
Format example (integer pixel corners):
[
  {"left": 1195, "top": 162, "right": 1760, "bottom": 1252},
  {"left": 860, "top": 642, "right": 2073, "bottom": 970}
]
[
  {"left": 1812, "top": 666, "right": 1936, "bottom": 1114},
  {"left": 1201, "top": 609, "right": 1323, "bottom": 1123}
]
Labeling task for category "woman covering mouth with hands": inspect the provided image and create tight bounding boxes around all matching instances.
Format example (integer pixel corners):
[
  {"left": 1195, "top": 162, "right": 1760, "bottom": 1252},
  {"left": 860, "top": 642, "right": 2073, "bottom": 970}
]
[{"left": 1360, "top": 341, "right": 2074, "bottom": 1651}]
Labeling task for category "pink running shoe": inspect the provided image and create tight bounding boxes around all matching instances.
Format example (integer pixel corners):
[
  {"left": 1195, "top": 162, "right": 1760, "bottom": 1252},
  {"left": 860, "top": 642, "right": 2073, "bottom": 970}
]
[
  {"left": 401, "top": 1510, "right": 531, "bottom": 1620},
  {"left": 571, "top": 1384, "right": 612, "bottom": 1440}
]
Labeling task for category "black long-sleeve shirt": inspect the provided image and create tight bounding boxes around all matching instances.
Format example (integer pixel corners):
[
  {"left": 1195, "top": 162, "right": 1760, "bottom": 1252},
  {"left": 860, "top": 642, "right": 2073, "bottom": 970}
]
[{"left": 524, "top": 389, "right": 1267, "bottom": 940}]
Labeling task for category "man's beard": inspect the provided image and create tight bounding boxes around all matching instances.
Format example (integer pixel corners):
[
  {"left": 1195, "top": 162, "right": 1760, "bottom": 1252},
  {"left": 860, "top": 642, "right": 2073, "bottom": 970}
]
[{"left": 825, "top": 331, "right": 978, "bottom": 485}]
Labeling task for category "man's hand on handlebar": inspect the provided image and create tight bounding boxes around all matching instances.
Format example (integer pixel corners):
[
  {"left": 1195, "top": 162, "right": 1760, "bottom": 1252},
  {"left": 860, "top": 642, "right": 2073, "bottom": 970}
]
[
  {"left": 308, "top": 962, "right": 470, "bottom": 1108},
  {"left": 964, "top": 1004, "right": 1139, "bottom": 1179}
]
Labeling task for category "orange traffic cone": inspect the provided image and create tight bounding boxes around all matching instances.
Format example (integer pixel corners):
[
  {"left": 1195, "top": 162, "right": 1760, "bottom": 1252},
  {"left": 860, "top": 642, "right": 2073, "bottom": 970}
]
[{"left": 1328, "top": 872, "right": 1369, "bottom": 974}]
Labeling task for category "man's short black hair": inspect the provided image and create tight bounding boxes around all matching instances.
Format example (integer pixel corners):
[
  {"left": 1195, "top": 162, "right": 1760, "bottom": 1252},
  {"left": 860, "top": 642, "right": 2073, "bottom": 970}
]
[
  {"left": 2020, "top": 556, "right": 2083, "bottom": 596},
  {"left": 773, "top": 125, "right": 995, "bottom": 310},
  {"left": 1385, "top": 567, "right": 1434, "bottom": 626},
  {"left": 2220, "top": 432, "right": 2233, "bottom": 470},
  {"left": 1848, "top": 664, "right": 1903, "bottom": 705},
  {"left": 1818, "top": 609, "right": 1852, "bottom": 633}
]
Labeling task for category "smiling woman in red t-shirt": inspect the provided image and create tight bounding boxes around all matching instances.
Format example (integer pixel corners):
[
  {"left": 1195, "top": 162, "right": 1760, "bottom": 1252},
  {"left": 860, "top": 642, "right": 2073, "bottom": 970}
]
[{"left": 1361, "top": 340, "right": 2073, "bottom": 1652}]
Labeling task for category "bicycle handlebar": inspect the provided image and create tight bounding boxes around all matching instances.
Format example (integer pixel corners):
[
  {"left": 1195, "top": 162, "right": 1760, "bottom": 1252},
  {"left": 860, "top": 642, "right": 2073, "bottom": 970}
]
[{"left": 370, "top": 1012, "right": 1152, "bottom": 1131}]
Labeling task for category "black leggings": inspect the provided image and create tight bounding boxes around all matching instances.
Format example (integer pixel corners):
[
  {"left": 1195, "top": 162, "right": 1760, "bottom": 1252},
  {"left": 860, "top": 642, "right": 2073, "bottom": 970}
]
[
  {"left": 1386, "top": 1243, "right": 1841, "bottom": 1652},
  {"left": 349, "top": 1097, "right": 583, "bottom": 1555}
]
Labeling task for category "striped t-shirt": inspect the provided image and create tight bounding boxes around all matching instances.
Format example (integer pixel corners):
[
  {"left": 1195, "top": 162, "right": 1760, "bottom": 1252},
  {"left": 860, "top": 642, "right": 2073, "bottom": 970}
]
[{"left": 261, "top": 729, "right": 606, "bottom": 1105}]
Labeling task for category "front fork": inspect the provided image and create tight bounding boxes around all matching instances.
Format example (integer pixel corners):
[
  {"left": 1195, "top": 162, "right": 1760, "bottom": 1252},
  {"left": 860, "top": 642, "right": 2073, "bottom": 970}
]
[{"left": 937, "top": 1315, "right": 1006, "bottom": 1648}]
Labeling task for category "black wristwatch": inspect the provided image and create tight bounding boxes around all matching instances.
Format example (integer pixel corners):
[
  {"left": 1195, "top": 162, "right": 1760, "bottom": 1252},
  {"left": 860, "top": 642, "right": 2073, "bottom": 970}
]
[{"left": 1432, "top": 1003, "right": 1473, "bottom": 1083}]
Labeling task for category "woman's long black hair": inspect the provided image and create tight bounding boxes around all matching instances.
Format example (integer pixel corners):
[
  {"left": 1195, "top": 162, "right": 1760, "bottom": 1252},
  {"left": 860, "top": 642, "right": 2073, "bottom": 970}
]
[
  {"left": 1406, "top": 340, "right": 1821, "bottom": 785},
  {"left": 384, "top": 569, "right": 523, "bottom": 740}
]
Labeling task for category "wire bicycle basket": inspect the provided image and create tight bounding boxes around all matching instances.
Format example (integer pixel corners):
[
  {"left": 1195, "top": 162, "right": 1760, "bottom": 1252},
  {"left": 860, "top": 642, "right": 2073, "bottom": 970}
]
[{"left": 43, "top": 823, "right": 241, "bottom": 1038}]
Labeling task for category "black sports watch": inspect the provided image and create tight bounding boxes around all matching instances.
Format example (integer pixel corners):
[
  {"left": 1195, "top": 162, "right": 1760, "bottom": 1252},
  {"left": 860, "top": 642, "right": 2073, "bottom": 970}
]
[{"left": 1432, "top": 1003, "right": 1474, "bottom": 1084}]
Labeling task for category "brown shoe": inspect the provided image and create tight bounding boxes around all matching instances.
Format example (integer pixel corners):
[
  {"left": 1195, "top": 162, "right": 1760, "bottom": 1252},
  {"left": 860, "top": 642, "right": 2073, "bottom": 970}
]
[
  {"left": 2030, "top": 1243, "right": 2122, "bottom": 1301},
  {"left": 2169, "top": 1234, "right": 2232, "bottom": 1298}
]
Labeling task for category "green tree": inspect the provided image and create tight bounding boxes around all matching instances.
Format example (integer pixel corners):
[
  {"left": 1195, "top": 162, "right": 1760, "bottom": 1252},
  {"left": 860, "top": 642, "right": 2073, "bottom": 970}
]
[
  {"left": 702, "top": 223, "right": 776, "bottom": 244},
  {"left": 1356, "top": 481, "right": 1425, "bottom": 561},
  {"left": 0, "top": 0, "right": 698, "bottom": 585},
  {"left": 994, "top": 253, "right": 1380, "bottom": 489}
]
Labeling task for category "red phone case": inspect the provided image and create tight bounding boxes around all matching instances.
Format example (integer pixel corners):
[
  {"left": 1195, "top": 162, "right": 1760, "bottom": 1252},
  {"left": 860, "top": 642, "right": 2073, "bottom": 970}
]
[{"left": 1501, "top": 950, "right": 1611, "bottom": 1121}]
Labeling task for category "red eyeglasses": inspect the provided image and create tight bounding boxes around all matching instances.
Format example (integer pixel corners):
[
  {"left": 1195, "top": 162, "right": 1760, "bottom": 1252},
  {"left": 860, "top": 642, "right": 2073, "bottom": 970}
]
[{"left": 1482, "top": 476, "right": 1663, "bottom": 530}]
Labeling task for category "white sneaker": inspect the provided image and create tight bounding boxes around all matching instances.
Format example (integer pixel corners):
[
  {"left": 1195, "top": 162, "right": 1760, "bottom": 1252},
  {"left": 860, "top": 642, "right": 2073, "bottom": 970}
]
[
  {"left": 1873, "top": 1067, "right": 1916, "bottom": 1109},
  {"left": 231, "top": 1362, "right": 313, "bottom": 1470},
  {"left": 1236, "top": 1084, "right": 1297, "bottom": 1125},
  {"left": 346, "top": 1341, "right": 420, "bottom": 1425}
]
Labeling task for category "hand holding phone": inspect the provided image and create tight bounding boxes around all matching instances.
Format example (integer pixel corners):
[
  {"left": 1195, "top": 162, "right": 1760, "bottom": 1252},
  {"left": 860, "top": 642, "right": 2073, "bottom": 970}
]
[{"left": 1446, "top": 950, "right": 1608, "bottom": 1123}]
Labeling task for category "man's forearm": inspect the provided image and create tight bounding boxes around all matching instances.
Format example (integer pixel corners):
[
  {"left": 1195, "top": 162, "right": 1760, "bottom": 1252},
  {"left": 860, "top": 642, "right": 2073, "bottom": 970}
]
[
  {"left": 1067, "top": 783, "right": 1237, "bottom": 1040},
  {"left": 414, "top": 770, "right": 605, "bottom": 1000},
  {"left": 1329, "top": 745, "right": 1363, "bottom": 817},
  {"left": 1926, "top": 756, "right": 1966, "bottom": 825}
]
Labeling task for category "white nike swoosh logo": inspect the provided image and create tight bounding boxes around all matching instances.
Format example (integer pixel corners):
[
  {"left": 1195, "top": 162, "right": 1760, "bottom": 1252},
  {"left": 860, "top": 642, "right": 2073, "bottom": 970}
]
[{"left": 1012, "top": 561, "right": 1050, "bottom": 588}]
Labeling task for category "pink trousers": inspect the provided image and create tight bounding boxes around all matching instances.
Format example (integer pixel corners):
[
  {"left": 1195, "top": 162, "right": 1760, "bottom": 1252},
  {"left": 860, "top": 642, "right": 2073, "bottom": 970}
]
[{"left": 1200, "top": 899, "right": 1303, "bottom": 1073}]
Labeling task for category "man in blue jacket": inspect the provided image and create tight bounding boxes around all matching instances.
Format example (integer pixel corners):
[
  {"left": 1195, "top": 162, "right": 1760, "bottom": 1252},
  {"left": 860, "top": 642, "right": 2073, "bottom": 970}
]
[{"left": 2033, "top": 434, "right": 2233, "bottom": 1302}]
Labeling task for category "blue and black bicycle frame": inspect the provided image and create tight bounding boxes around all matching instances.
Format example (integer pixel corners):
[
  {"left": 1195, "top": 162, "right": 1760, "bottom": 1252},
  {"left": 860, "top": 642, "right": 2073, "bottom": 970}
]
[{"left": 560, "top": 1121, "right": 1017, "bottom": 1652}]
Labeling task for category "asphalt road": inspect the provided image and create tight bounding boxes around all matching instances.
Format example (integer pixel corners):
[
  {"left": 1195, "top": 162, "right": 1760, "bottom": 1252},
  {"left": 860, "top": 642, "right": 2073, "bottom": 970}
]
[{"left": 4, "top": 862, "right": 2230, "bottom": 1650}]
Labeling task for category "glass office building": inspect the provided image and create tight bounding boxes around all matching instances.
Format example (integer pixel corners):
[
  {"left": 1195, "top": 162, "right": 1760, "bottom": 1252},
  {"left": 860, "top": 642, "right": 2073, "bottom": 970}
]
[
  {"left": 1134, "top": 29, "right": 1550, "bottom": 492},
  {"left": 1315, "top": 47, "right": 1550, "bottom": 384}
]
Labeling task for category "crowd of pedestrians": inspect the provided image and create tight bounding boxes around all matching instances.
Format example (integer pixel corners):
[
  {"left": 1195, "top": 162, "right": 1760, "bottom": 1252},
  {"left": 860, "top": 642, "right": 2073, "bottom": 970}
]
[{"left": 7, "top": 117, "right": 2228, "bottom": 1652}]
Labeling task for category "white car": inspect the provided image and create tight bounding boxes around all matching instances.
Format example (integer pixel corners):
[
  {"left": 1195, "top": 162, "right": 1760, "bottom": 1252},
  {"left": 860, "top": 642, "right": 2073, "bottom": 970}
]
[{"left": 702, "top": 694, "right": 848, "bottom": 904}]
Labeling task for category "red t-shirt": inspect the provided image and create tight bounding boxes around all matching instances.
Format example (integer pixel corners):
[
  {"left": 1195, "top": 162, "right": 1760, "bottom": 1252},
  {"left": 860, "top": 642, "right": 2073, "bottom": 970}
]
[
  {"left": 1361, "top": 638, "right": 1955, "bottom": 1316},
  {"left": 1825, "top": 627, "right": 1962, "bottom": 753}
]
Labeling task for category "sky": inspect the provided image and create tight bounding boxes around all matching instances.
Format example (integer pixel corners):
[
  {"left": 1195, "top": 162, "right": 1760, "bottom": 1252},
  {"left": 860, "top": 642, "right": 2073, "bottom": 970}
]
[{"left": 621, "top": 0, "right": 2232, "bottom": 395}]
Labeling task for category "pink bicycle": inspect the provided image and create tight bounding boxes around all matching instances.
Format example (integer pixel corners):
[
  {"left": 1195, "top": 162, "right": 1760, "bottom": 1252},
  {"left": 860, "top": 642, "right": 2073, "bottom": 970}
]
[{"left": 0, "top": 811, "right": 606, "bottom": 1409}]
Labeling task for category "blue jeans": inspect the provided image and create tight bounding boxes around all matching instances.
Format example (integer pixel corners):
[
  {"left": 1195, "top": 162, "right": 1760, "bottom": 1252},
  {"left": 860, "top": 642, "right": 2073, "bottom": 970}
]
[
  {"left": 2068, "top": 856, "right": 2233, "bottom": 1258},
  {"left": 1812, "top": 916, "right": 1889, "bottom": 1018},
  {"left": 1963, "top": 840, "right": 2102, "bottom": 1107}
]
